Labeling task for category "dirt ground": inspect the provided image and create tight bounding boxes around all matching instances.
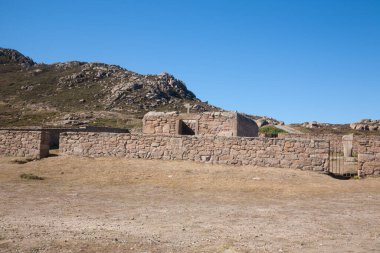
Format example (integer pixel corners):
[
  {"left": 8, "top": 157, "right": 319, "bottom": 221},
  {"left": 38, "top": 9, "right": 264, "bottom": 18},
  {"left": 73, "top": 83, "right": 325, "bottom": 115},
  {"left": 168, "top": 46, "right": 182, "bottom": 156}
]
[{"left": 0, "top": 155, "right": 379, "bottom": 253}]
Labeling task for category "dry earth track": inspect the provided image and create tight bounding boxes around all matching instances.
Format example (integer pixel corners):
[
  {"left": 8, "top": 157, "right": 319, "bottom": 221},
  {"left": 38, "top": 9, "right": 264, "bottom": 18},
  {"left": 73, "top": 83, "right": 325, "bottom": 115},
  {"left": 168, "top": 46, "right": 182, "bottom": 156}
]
[{"left": 0, "top": 155, "right": 379, "bottom": 252}]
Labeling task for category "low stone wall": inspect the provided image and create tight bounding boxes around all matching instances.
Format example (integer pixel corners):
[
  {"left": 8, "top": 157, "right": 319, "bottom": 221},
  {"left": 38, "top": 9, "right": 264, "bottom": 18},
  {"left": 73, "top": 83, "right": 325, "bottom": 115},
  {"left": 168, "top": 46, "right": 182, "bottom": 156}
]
[
  {"left": 278, "top": 133, "right": 365, "bottom": 155},
  {"left": 357, "top": 137, "right": 380, "bottom": 176},
  {"left": 0, "top": 126, "right": 129, "bottom": 148},
  {"left": 0, "top": 130, "right": 50, "bottom": 159},
  {"left": 60, "top": 132, "right": 329, "bottom": 171},
  {"left": 278, "top": 133, "right": 344, "bottom": 151}
]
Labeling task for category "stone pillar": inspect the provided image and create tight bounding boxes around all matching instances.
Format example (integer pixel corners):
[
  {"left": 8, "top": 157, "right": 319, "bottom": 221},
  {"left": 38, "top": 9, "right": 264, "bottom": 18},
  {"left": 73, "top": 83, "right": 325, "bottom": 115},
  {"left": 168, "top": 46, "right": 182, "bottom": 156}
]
[
  {"left": 342, "top": 134, "right": 353, "bottom": 157},
  {"left": 184, "top": 103, "right": 191, "bottom": 114}
]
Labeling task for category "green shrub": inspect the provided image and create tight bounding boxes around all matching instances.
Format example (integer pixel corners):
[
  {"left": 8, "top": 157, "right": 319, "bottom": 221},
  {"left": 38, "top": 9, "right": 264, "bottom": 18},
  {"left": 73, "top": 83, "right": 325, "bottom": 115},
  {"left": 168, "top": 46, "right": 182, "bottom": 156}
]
[{"left": 259, "top": 126, "right": 286, "bottom": 137}]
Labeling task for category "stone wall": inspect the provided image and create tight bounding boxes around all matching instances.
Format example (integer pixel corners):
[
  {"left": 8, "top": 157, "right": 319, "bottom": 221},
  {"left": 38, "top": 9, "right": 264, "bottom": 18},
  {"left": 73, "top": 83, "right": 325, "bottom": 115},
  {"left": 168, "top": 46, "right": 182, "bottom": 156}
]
[
  {"left": 0, "top": 130, "right": 50, "bottom": 159},
  {"left": 357, "top": 137, "right": 380, "bottom": 176},
  {"left": 143, "top": 112, "right": 178, "bottom": 135},
  {"left": 197, "top": 112, "right": 238, "bottom": 136},
  {"left": 143, "top": 111, "right": 258, "bottom": 137},
  {"left": 60, "top": 132, "right": 329, "bottom": 171},
  {"left": 278, "top": 133, "right": 380, "bottom": 157},
  {"left": 0, "top": 126, "right": 129, "bottom": 148},
  {"left": 278, "top": 133, "right": 365, "bottom": 155},
  {"left": 236, "top": 113, "right": 259, "bottom": 137},
  {"left": 278, "top": 133, "right": 344, "bottom": 151}
]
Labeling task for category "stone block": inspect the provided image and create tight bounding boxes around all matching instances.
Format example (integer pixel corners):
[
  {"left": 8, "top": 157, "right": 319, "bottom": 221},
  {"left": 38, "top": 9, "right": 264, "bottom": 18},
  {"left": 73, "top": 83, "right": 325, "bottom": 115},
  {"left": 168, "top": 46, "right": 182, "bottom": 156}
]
[{"left": 358, "top": 153, "right": 375, "bottom": 162}]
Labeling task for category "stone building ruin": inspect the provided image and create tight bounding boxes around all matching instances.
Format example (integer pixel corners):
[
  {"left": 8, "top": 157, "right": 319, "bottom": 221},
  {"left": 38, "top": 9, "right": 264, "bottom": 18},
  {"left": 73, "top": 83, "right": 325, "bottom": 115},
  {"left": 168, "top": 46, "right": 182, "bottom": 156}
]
[
  {"left": 2, "top": 110, "right": 379, "bottom": 177},
  {"left": 142, "top": 111, "right": 259, "bottom": 137}
]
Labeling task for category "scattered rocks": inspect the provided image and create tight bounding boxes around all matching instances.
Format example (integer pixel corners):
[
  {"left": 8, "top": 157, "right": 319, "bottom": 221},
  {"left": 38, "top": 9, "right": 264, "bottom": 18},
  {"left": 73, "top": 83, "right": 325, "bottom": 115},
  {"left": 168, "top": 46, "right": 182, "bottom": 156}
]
[
  {"left": 350, "top": 119, "right": 380, "bottom": 131},
  {"left": 302, "top": 121, "right": 330, "bottom": 129},
  {"left": 60, "top": 113, "right": 93, "bottom": 126},
  {"left": 52, "top": 61, "right": 84, "bottom": 70},
  {"left": 192, "top": 104, "right": 206, "bottom": 112},
  {"left": 256, "top": 119, "right": 269, "bottom": 128},
  {"left": 251, "top": 116, "right": 284, "bottom": 128},
  {"left": 21, "top": 84, "right": 35, "bottom": 91}
]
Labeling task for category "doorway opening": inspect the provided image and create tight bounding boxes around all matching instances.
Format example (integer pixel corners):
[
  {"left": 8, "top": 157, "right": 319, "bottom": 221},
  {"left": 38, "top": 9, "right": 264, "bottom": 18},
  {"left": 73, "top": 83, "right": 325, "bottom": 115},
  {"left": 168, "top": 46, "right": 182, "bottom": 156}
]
[{"left": 178, "top": 119, "right": 198, "bottom": 135}]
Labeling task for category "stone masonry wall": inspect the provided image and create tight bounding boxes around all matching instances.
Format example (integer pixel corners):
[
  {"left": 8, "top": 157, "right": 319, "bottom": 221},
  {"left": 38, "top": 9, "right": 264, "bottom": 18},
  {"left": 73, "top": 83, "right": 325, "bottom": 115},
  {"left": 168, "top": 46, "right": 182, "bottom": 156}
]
[
  {"left": 0, "top": 130, "right": 50, "bottom": 159},
  {"left": 143, "top": 112, "right": 183, "bottom": 135},
  {"left": 143, "top": 111, "right": 238, "bottom": 136},
  {"left": 357, "top": 136, "right": 380, "bottom": 176},
  {"left": 143, "top": 111, "right": 258, "bottom": 137},
  {"left": 197, "top": 112, "right": 237, "bottom": 136},
  {"left": 277, "top": 133, "right": 364, "bottom": 155},
  {"left": 278, "top": 133, "right": 344, "bottom": 151},
  {"left": 1, "top": 126, "right": 129, "bottom": 148},
  {"left": 60, "top": 132, "right": 329, "bottom": 171},
  {"left": 278, "top": 133, "right": 380, "bottom": 158},
  {"left": 236, "top": 113, "right": 259, "bottom": 137}
]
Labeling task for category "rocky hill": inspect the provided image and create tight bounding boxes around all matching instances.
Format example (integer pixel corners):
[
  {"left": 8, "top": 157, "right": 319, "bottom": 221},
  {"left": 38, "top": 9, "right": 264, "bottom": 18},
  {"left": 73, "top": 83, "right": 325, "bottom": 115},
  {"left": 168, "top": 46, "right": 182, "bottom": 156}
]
[
  {"left": 1, "top": 48, "right": 377, "bottom": 135},
  {"left": 1, "top": 48, "right": 221, "bottom": 129}
]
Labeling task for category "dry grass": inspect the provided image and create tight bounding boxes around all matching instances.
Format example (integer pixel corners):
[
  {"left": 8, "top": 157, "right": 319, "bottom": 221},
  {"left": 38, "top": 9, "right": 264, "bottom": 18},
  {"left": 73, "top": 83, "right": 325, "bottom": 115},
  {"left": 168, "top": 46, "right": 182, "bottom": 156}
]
[
  {"left": 2, "top": 156, "right": 376, "bottom": 196},
  {"left": 20, "top": 173, "right": 44, "bottom": 180}
]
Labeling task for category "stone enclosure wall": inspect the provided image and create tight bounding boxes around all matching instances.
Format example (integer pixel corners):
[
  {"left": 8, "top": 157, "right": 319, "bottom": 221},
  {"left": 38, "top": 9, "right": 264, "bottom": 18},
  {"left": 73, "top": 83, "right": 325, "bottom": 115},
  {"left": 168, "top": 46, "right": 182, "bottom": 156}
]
[
  {"left": 278, "top": 133, "right": 365, "bottom": 155},
  {"left": 60, "top": 132, "right": 329, "bottom": 171},
  {"left": 278, "top": 133, "right": 346, "bottom": 152},
  {"left": 0, "top": 130, "right": 50, "bottom": 159},
  {"left": 279, "top": 133, "right": 380, "bottom": 176},
  {"left": 143, "top": 111, "right": 258, "bottom": 137},
  {"left": 0, "top": 126, "right": 129, "bottom": 148},
  {"left": 357, "top": 137, "right": 380, "bottom": 176}
]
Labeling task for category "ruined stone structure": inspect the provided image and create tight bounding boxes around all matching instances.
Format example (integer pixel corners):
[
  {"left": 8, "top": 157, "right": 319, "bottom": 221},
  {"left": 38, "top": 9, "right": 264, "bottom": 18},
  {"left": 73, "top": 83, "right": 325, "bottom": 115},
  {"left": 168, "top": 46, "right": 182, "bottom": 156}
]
[
  {"left": 0, "top": 130, "right": 49, "bottom": 159},
  {"left": 60, "top": 132, "right": 329, "bottom": 171},
  {"left": 1, "top": 113, "right": 379, "bottom": 176},
  {"left": 143, "top": 111, "right": 259, "bottom": 137},
  {"left": 357, "top": 136, "right": 380, "bottom": 176}
]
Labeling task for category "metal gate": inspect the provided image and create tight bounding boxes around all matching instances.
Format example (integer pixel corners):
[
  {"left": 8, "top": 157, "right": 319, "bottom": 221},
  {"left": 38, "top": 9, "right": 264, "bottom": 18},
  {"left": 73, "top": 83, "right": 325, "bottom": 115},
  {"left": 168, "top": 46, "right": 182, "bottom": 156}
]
[{"left": 328, "top": 139, "right": 358, "bottom": 178}]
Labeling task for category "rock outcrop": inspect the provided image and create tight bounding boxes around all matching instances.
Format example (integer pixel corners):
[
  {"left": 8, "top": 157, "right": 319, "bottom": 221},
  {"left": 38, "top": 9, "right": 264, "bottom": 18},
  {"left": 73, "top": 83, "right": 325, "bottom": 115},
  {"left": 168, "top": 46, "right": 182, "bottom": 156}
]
[
  {"left": 301, "top": 121, "right": 330, "bottom": 129},
  {"left": 350, "top": 119, "right": 380, "bottom": 131},
  {"left": 243, "top": 115, "right": 284, "bottom": 127},
  {"left": 0, "top": 48, "right": 35, "bottom": 67}
]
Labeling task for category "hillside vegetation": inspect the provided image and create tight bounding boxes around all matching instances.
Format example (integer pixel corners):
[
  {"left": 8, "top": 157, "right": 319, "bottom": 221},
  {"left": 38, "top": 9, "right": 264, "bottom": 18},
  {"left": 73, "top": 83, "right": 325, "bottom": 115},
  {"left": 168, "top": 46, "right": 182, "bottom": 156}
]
[{"left": 0, "top": 48, "right": 216, "bottom": 129}]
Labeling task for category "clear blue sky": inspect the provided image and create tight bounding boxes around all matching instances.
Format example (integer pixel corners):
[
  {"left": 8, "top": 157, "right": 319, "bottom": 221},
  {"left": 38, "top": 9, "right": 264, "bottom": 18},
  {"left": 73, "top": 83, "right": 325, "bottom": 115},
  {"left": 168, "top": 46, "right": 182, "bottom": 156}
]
[{"left": 1, "top": 0, "right": 379, "bottom": 123}]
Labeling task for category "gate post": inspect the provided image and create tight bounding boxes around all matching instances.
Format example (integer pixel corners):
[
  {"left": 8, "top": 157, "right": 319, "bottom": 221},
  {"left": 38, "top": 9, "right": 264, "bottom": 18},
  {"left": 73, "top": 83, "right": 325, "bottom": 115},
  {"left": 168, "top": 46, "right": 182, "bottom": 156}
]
[{"left": 342, "top": 134, "right": 354, "bottom": 158}]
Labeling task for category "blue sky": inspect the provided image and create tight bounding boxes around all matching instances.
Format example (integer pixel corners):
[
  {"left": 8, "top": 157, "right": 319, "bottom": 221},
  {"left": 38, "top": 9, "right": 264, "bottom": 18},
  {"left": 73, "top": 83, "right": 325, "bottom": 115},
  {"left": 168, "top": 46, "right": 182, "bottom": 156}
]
[{"left": 1, "top": 0, "right": 379, "bottom": 123}]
